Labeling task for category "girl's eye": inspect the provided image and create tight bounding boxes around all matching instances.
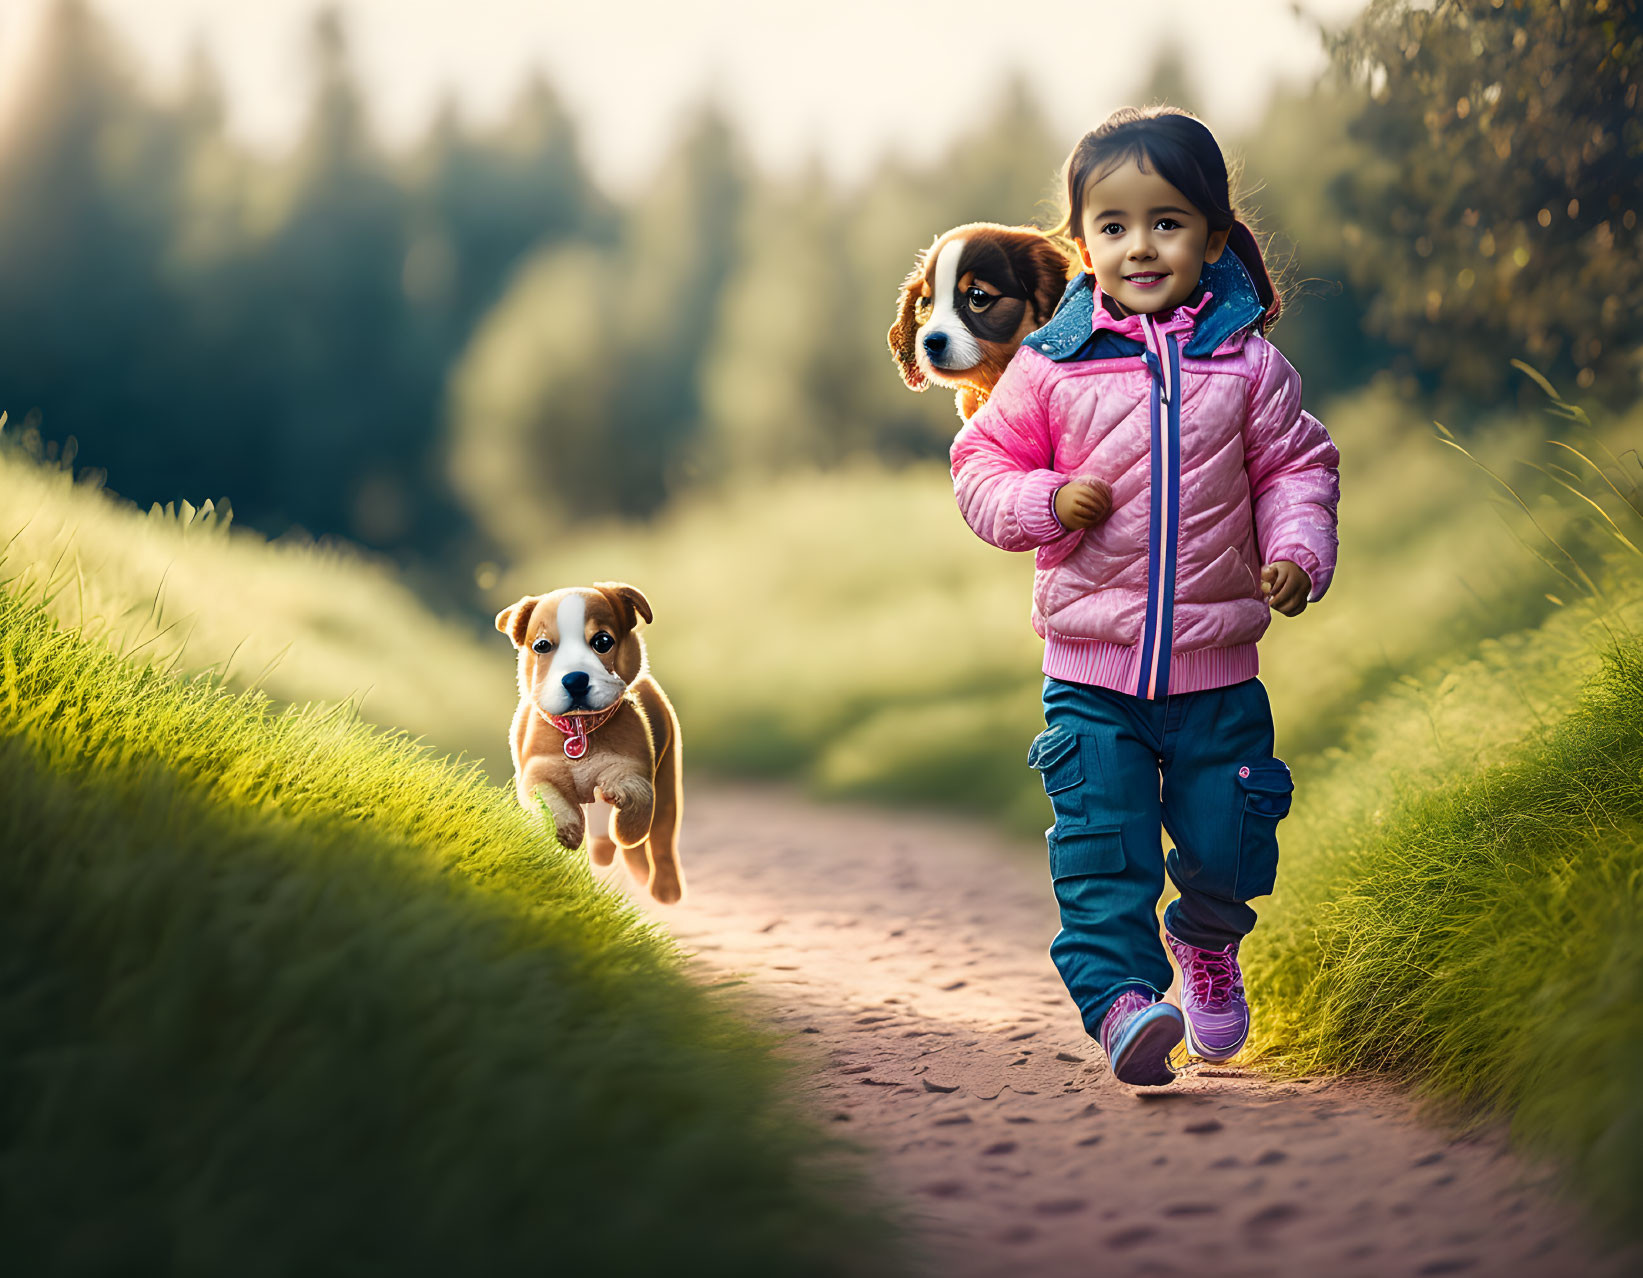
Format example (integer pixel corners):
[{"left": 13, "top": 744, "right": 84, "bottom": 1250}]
[
  {"left": 531, "top": 637, "right": 553, "bottom": 654},
  {"left": 590, "top": 631, "right": 615, "bottom": 654},
  {"left": 966, "top": 287, "right": 993, "bottom": 310},
  {"left": 1154, "top": 218, "right": 1182, "bottom": 231},
  {"left": 1100, "top": 222, "right": 1124, "bottom": 236}
]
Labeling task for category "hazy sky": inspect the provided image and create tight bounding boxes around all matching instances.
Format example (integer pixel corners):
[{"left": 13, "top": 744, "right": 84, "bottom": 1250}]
[{"left": 0, "top": 0, "right": 1368, "bottom": 193}]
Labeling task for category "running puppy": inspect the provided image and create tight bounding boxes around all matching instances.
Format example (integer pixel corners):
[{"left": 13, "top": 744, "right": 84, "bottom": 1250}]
[
  {"left": 888, "top": 222, "right": 1073, "bottom": 420},
  {"left": 496, "top": 582, "right": 685, "bottom": 904}
]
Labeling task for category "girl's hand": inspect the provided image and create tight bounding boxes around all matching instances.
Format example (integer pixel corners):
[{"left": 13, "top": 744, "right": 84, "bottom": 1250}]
[
  {"left": 1054, "top": 479, "right": 1112, "bottom": 530},
  {"left": 1260, "top": 561, "right": 1311, "bottom": 616}
]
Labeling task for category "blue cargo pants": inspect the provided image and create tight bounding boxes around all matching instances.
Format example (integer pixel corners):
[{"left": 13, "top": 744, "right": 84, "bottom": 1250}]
[{"left": 1029, "top": 675, "right": 1294, "bottom": 1037}]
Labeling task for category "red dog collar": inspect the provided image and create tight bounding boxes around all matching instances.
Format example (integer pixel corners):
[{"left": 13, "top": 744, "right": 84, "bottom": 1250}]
[{"left": 545, "top": 700, "right": 623, "bottom": 759}]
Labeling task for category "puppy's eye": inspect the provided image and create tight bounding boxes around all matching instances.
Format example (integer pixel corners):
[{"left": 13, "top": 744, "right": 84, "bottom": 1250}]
[
  {"left": 590, "top": 631, "right": 615, "bottom": 654},
  {"left": 531, "top": 637, "right": 553, "bottom": 654},
  {"left": 915, "top": 296, "right": 932, "bottom": 322},
  {"left": 966, "top": 287, "right": 994, "bottom": 311}
]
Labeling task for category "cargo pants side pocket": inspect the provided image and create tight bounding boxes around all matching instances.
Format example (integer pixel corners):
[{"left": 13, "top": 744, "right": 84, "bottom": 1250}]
[
  {"left": 1030, "top": 723, "right": 1126, "bottom": 896},
  {"left": 1233, "top": 757, "right": 1293, "bottom": 900},
  {"left": 1028, "top": 724, "right": 1085, "bottom": 826}
]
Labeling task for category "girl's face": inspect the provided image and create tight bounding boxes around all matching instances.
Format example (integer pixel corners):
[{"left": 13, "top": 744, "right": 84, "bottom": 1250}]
[{"left": 1074, "top": 158, "right": 1230, "bottom": 315}]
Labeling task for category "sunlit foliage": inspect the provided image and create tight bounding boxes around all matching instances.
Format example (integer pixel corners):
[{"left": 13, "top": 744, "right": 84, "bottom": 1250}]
[
  {"left": 1328, "top": 0, "right": 1642, "bottom": 398},
  {"left": 0, "top": 578, "right": 900, "bottom": 1273},
  {"left": 0, "top": 427, "right": 519, "bottom": 776}
]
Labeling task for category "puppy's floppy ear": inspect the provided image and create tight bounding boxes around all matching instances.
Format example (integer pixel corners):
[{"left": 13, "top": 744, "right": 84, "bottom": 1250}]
[
  {"left": 1019, "top": 233, "right": 1075, "bottom": 327},
  {"left": 594, "top": 581, "right": 653, "bottom": 630},
  {"left": 887, "top": 249, "right": 932, "bottom": 391},
  {"left": 495, "top": 595, "right": 539, "bottom": 648}
]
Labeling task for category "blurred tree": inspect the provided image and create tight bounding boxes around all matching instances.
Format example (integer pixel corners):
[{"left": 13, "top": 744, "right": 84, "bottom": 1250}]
[
  {"left": 446, "top": 244, "right": 622, "bottom": 556},
  {"left": 1328, "top": 0, "right": 1642, "bottom": 401},
  {"left": 0, "top": 2, "right": 605, "bottom": 561},
  {"left": 939, "top": 73, "right": 1069, "bottom": 231},
  {"left": 1137, "top": 43, "right": 1207, "bottom": 120},
  {"left": 696, "top": 163, "right": 867, "bottom": 477},
  {"left": 8, "top": 0, "right": 1444, "bottom": 579},
  {"left": 446, "top": 104, "right": 748, "bottom": 553},
  {"left": 249, "top": 7, "right": 427, "bottom": 546},
  {"left": 411, "top": 75, "right": 610, "bottom": 333},
  {"left": 0, "top": 0, "right": 189, "bottom": 486},
  {"left": 1231, "top": 79, "right": 1400, "bottom": 404},
  {"left": 450, "top": 73, "right": 1085, "bottom": 543},
  {"left": 693, "top": 74, "right": 1074, "bottom": 485},
  {"left": 610, "top": 105, "right": 747, "bottom": 509}
]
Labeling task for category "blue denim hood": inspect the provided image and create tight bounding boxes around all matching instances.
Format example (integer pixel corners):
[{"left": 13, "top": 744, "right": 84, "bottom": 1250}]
[{"left": 1022, "top": 252, "right": 1267, "bottom": 363}]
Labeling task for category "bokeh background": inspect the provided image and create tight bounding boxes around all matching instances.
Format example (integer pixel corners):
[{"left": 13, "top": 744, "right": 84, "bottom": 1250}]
[
  {"left": 3, "top": 0, "right": 1638, "bottom": 813},
  {"left": 4, "top": 0, "right": 1643, "bottom": 1253}
]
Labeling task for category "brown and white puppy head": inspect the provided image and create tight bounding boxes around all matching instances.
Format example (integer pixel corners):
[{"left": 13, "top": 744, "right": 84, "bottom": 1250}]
[
  {"left": 495, "top": 582, "right": 652, "bottom": 718},
  {"left": 888, "top": 223, "right": 1073, "bottom": 419}
]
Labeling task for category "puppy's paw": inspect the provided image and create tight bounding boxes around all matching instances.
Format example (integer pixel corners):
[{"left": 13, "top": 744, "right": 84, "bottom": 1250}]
[
  {"left": 529, "top": 795, "right": 584, "bottom": 849},
  {"left": 649, "top": 873, "right": 684, "bottom": 905},
  {"left": 595, "top": 778, "right": 653, "bottom": 812},
  {"left": 522, "top": 780, "right": 585, "bottom": 848},
  {"left": 589, "top": 834, "right": 618, "bottom": 867}
]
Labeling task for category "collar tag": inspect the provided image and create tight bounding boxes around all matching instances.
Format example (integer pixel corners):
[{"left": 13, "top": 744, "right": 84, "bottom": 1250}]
[{"left": 545, "top": 700, "right": 621, "bottom": 757}]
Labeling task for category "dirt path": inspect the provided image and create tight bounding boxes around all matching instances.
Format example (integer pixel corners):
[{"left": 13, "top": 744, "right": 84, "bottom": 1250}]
[{"left": 609, "top": 784, "right": 1633, "bottom": 1278}]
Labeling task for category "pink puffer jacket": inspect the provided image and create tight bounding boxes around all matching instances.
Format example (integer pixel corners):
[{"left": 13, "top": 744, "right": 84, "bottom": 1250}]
[{"left": 951, "top": 260, "right": 1339, "bottom": 700}]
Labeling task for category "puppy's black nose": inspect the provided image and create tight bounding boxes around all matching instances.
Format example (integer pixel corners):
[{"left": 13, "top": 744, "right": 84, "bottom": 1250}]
[
  {"left": 561, "top": 671, "right": 590, "bottom": 698},
  {"left": 923, "top": 332, "right": 948, "bottom": 357}
]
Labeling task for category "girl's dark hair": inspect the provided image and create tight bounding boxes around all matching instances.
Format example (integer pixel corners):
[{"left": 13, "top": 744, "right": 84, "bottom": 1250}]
[{"left": 1050, "top": 106, "right": 1281, "bottom": 331}]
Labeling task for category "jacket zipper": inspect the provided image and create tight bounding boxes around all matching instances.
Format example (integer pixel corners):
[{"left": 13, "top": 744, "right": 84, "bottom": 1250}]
[
  {"left": 1140, "top": 312, "right": 1170, "bottom": 405},
  {"left": 1137, "top": 315, "right": 1180, "bottom": 699}
]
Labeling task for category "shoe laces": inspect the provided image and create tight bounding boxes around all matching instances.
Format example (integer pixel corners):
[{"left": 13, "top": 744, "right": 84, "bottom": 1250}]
[{"left": 1180, "top": 941, "right": 1242, "bottom": 1008}]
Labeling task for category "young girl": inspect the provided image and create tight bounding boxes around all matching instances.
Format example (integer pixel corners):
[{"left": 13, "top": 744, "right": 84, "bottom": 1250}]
[{"left": 950, "top": 107, "right": 1339, "bottom": 1086}]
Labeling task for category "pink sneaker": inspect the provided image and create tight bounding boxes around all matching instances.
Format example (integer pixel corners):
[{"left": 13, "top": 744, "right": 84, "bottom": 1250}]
[
  {"left": 1098, "top": 988, "right": 1183, "bottom": 1086},
  {"left": 1165, "top": 931, "right": 1250, "bottom": 1062}
]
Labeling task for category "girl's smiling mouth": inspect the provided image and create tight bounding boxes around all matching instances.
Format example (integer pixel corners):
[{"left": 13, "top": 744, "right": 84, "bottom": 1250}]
[{"left": 1125, "top": 271, "right": 1169, "bottom": 287}]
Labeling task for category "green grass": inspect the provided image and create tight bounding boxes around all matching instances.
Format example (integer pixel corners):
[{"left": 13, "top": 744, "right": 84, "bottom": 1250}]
[
  {"left": 8, "top": 376, "right": 1643, "bottom": 1238},
  {"left": 1248, "top": 630, "right": 1643, "bottom": 1232},
  {"left": 1, "top": 433, "right": 518, "bottom": 778},
  {"left": 1241, "top": 381, "right": 1643, "bottom": 1232},
  {"left": 0, "top": 586, "right": 900, "bottom": 1275}
]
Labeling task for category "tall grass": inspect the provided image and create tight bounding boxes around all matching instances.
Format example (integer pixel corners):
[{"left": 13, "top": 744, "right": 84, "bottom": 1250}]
[
  {"left": 0, "top": 584, "right": 899, "bottom": 1275},
  {"left": 1248, "top": 630, "right": 1643, "bottom": 1231},
  {"left": 1247, "top": 373, "right": 1643, "bottom": 1231},
  {"left": 0, "top": 426, "right": 517, "bottom": 776},
  {"left": 7, "top": 370, "right": 1642, "bottom": 1237}
]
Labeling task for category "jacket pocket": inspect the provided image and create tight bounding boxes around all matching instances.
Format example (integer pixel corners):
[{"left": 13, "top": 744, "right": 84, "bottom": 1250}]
[
  {"left": 1199, "top": 545, "right": 1261, "bottom": 602},
  {"left": 1027, "top": 724, "right": 1085, "bottom": 823},
  {"left": 1234, "top": 758, "right": 1293, "bottom": 899},
  {"left": 1048, "top": 826, "right": 1126, "bottom": 880}
]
